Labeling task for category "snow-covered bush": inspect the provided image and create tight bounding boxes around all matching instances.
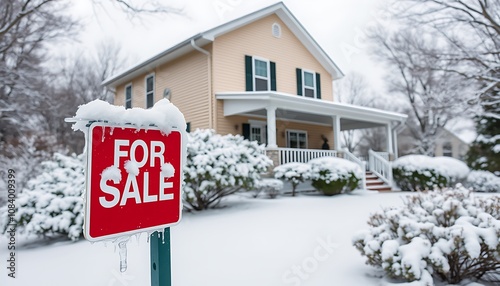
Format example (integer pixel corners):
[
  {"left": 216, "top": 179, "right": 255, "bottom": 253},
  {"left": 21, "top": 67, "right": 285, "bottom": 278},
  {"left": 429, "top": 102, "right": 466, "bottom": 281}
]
[
  {"left": 466, "top": 170, "right": 500, "bottom": 193},
  {"left": 309, "top": 157, "right": 363, "bottom": 196},
  {"left": 254, "top": 179, "right": 284, "bottom": 199},
  {"left": 392, "top": 155, "right": 469, "bottom": 191},
  {"left": 273, "top": 162, "right": 311, "bottom": 196},
  {"left": 353, "top": 186, "right": 500, "bottom": 284},
  {"left": 183, "top": 129, "right": 273, "bottom": 211},
  {"left": 0, "top": 153, "right": 85, "bottom": 241}
]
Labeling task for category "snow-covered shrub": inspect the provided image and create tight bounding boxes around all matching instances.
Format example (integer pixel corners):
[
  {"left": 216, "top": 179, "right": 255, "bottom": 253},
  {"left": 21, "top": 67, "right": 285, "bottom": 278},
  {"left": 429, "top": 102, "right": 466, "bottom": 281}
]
[
  {"left": 309, "top": 157, "right": 363, "bottom": 196},
  {"left": 392, "top": 155, "right": 469, "bottom": 191},
  {"left": 0, "top": 153, "right": 85, "bottom": 241},
  {"left": 353, "top": 186, "right": 500, "bottom": 284},
  {"left": 466, "top": 170, "right": 500, "bottom": 193},
  {"left": 254, "top": 179, "right": 284, "bottom": 199},
  {"left": 273, "top": 162, "right": 311, "bottom": 196},
  {"left": 183, "top": 129, "right": 273, "bottom": 211}
]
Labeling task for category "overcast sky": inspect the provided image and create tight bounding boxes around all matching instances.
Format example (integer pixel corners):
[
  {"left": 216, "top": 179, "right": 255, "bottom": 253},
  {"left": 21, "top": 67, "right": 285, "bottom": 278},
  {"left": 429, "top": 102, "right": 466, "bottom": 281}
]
[
  {"left": 64, "top": 0, "right": 476, "bottom": 141},
  {"left": 69, "top": 0, "right": 388, "bottom": 90}
]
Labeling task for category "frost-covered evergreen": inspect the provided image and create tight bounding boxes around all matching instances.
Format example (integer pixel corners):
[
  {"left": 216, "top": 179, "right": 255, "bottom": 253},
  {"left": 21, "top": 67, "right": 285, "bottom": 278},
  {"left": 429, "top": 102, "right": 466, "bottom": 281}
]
[
  {"left": 392, "top": 155, "right": 469, "bottom": 191},
  {"left": 0, "top": 153, "right": 85, "bottom": 240},
  {"left": 466, "top": 170, "right": 500, "bottom": 193},
  {"left": 467, "top": 94, "right": 500, "bottom": 175},
  {"left": 254, "top": 179, "right": 284, "bottom": 199},
  {"left": 353, "top": 187, "right": 500, "bottom": 284},
  {"left": 309, "top": 157, "right": 363, "bottom": 195},
  {"left": 273, "top": 162, "right": 311, "bottom": 197},
  {"left": 183, "top": 129, "right": 273, "bottom": 211}
]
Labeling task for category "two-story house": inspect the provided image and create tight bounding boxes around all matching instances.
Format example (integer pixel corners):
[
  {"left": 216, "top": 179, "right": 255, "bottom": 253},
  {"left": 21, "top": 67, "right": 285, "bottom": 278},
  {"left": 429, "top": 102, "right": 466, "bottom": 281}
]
[{"left": 103, "top": 2, "right": 407, "bottom": 189}]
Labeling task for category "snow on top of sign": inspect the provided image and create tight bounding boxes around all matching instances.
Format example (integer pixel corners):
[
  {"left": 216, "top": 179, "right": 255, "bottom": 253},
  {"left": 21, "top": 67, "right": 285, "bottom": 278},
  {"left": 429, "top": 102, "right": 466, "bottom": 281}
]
[
  {"left": 101, "top": 165, "right": 121, "bottom": 183},
  {"left": 124, "top": 161, "right": 139, "bottom": 176},
  {"left": 71, "top": 99, "right": 186, "bottom": 136},
  {"left": 161, "top": 163, "right": 175, "bottom": 178}
]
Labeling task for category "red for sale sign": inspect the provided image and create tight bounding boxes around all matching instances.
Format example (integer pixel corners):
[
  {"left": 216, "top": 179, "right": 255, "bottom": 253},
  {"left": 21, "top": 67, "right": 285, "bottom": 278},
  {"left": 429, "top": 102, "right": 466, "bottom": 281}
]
[{"left": 84, "top": 122, "right": 183, "bottom": 241}]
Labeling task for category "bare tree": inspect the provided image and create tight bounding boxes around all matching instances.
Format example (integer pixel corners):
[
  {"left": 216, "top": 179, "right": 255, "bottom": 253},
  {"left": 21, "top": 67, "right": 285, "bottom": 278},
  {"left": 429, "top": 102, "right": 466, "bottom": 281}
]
[
  {"left": 391, "top": 0, "right": 499, "bottom": 105},
  {"left": 336, "top": 72, "right": 375, "bottom": 153},
  {"left": 369, "top": 27, "right": 475, "bottom": 155},
  {"left": 0, "top": 0, "right": 163, "bottom": 199},
  {"left": 388, "top": 0, "right": 499, "bottom": 171}
]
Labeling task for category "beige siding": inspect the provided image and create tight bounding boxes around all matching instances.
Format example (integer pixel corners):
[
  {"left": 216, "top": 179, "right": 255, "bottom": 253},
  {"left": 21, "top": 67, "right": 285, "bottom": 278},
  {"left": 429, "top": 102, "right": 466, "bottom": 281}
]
[
  {"left": 219, "top": 115, "right": 335, "bottom": 150},
  {"left": 212, "top": 14, "right": 333, "bottom": 99},
  {"left": 114, "top": 47, "right": 212, "bottom": 130},
  {"left": 213, "top": 14, "right": 334, "bottom": 134}
]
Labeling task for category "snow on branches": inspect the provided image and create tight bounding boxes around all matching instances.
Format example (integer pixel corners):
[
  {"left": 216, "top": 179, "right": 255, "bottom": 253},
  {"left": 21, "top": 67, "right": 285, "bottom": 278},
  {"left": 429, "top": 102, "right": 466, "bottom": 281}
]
[
  {"left": 183, "top": 129, "right": 273, "bottom": 211},
  {"left": 353, "top": 186, "right": 500, "bottom": 285}
]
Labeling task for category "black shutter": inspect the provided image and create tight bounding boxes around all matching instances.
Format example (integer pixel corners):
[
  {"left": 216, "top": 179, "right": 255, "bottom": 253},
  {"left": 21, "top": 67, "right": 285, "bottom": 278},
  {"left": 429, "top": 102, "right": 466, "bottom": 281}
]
[
  {"left": 296, "top": 68, "right": 302, "bottom": 96},
  {"left": 270, "top": 62, "right": 277, "bottom": 91},
  {"left": 245, "top": 55, "right": 253, "bottom": 91},
  {"left": 242, "top": 123, "right": 250, "bottom": 140},
  {"left": 186, "top": 122, "right": 191, "bottom": 133},
  {"left": 265, "top": 125, "right": 268, "bottom": 145},
  {"left": 316, "top": 73, "right": 321, "bottom": 99}
]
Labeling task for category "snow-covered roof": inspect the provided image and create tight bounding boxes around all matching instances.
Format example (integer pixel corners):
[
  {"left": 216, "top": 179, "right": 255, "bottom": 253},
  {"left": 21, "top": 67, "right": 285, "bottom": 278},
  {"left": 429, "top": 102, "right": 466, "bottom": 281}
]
[
  {"left": 442, "top": 118, "right": 477, "bottom": 144},
  {"left": 102, "top": 2, "right": 344, "bottom": 88}
]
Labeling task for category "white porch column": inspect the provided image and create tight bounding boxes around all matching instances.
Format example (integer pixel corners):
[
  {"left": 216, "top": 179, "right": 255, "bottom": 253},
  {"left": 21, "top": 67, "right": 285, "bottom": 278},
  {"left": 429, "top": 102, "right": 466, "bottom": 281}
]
[
  {"left": 266, "top": 107, "right": 277, "bottom": 149},
  {"left": 386, "top": 123, "right": 393, "bottom": 155},
  {"left": 332, "top": 115, "right": 341, "bottom": 150},
  {"left": 392, "top": 128, "right": 398, "bottom": 159}
]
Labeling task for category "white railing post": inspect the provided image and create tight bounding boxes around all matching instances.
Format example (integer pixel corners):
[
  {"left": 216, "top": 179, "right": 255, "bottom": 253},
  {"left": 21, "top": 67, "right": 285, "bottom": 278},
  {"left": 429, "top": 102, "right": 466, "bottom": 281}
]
[{"left": 368, "top": 150, "right": 393, "bottom": 186}]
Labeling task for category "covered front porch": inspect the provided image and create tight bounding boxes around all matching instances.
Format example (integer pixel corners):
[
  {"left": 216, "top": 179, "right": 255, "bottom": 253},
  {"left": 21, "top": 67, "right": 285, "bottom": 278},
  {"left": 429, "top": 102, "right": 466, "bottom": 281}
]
[{"left": 217, "top": 91, "right": 407, "bottom": 189}]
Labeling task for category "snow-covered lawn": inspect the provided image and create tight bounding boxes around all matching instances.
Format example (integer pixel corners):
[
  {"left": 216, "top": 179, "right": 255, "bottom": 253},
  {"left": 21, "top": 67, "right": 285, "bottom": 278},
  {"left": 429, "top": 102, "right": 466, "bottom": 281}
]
[{"left": 0, "top": 190, "right": 494, "bottom": 286}]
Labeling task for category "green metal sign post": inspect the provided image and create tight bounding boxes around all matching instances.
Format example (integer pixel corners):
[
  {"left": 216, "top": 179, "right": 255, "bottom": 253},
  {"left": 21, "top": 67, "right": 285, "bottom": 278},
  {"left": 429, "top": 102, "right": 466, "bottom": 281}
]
[{"left": 150, "top": 228, "right": 172, "bottom": 286}]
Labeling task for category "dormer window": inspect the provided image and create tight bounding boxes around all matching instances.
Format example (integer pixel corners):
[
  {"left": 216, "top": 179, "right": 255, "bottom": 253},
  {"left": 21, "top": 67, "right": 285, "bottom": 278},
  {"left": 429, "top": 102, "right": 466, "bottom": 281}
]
[{"left": 245, "top": 55, "right": 276, "bottom": 92}]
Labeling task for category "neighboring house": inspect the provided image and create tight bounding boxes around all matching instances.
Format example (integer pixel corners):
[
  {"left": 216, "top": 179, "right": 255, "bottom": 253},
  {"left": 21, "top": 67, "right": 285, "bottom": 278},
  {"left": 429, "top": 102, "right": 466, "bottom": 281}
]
[
  {"left": 103, "top": 2, "right": 407, "bottom": 189},
  {"left": 434, "top": 128, "right": 470, "bottom": 160}
]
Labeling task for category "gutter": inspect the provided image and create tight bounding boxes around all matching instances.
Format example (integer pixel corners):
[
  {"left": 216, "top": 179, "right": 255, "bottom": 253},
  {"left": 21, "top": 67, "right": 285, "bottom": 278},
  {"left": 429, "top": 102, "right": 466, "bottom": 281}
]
[{"left": 190, "top": 38, "right": 214, "bottom": 130}]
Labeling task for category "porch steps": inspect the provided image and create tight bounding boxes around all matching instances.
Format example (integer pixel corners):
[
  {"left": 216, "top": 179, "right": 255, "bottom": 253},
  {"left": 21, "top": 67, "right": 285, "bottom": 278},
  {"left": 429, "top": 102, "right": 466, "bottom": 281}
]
[{"left": 365, "top": 171, "right": 392, "bottom": 192}]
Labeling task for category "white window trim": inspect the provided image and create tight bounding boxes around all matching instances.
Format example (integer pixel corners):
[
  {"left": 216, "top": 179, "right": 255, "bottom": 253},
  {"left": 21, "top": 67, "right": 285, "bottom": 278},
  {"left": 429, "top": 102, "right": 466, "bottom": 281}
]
[
  {"left": 252, "top": 56, "right": 271, "bottom": 91},
  {"left": 125, "top": 83, "right": 132, "bottom": 109},
  {"left": 302, "top": 69, "right": 317, "bottom": 98},
  {"left": 145, "top": 73, "right": 155, "bottom": 108},
  {"left": 272, "top": 22, "right": 282, "bottom": 38},
  {"left": 286, "top": 129, "right": 308, "bottom": 149}
]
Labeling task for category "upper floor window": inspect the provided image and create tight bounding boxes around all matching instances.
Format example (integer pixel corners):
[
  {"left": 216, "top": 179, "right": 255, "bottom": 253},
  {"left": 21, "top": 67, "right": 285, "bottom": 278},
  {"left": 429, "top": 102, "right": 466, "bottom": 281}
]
[
  {"left": 145, "top": 74, "right": 155, "bottom": 108},
  {"left": 303, "top": 70, "right": 316, "bottom": 98},
  {"left": 254, "top": 58, "right": 269, "bottom": 91},
  {"left": 125, "top": 84, "right": 132, "bottom": 109},
  {"left": 245, "top": 55, "right": 276, "bottom": 92},
  {"left": 443, "top": 142, "right": 453, "bottom": 157},
  {"left": 296, "top": 68, "right": 321, "bottom": 99}
]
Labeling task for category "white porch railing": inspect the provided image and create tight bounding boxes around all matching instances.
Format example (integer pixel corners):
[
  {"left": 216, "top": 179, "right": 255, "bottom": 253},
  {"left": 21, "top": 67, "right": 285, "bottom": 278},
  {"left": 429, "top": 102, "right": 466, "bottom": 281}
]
[
  {"left": 342, "top": 148, "right": 367, "bottom": 189},
  {"left": 275, "top": 148, "right": 339, "bottom": 165},
  {"left": 368, "top": 149, "right": 392, "bottom": 186},
  {"left": 374, "top": 151, "right": 389, "bottom": 161}
]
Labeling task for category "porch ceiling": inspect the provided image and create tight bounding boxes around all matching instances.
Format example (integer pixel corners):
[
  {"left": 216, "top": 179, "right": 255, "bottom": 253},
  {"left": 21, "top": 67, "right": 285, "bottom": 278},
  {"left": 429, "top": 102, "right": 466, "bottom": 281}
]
[{"left": 216, "top": 91, "right": 407, "bottom": 130}]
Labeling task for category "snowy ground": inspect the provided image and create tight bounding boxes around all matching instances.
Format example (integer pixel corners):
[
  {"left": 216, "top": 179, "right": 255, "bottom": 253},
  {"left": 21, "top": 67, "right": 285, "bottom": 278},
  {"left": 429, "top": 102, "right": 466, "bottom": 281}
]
[{"left": 0, "top": 190, "right": 493, "bottom": 286}]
